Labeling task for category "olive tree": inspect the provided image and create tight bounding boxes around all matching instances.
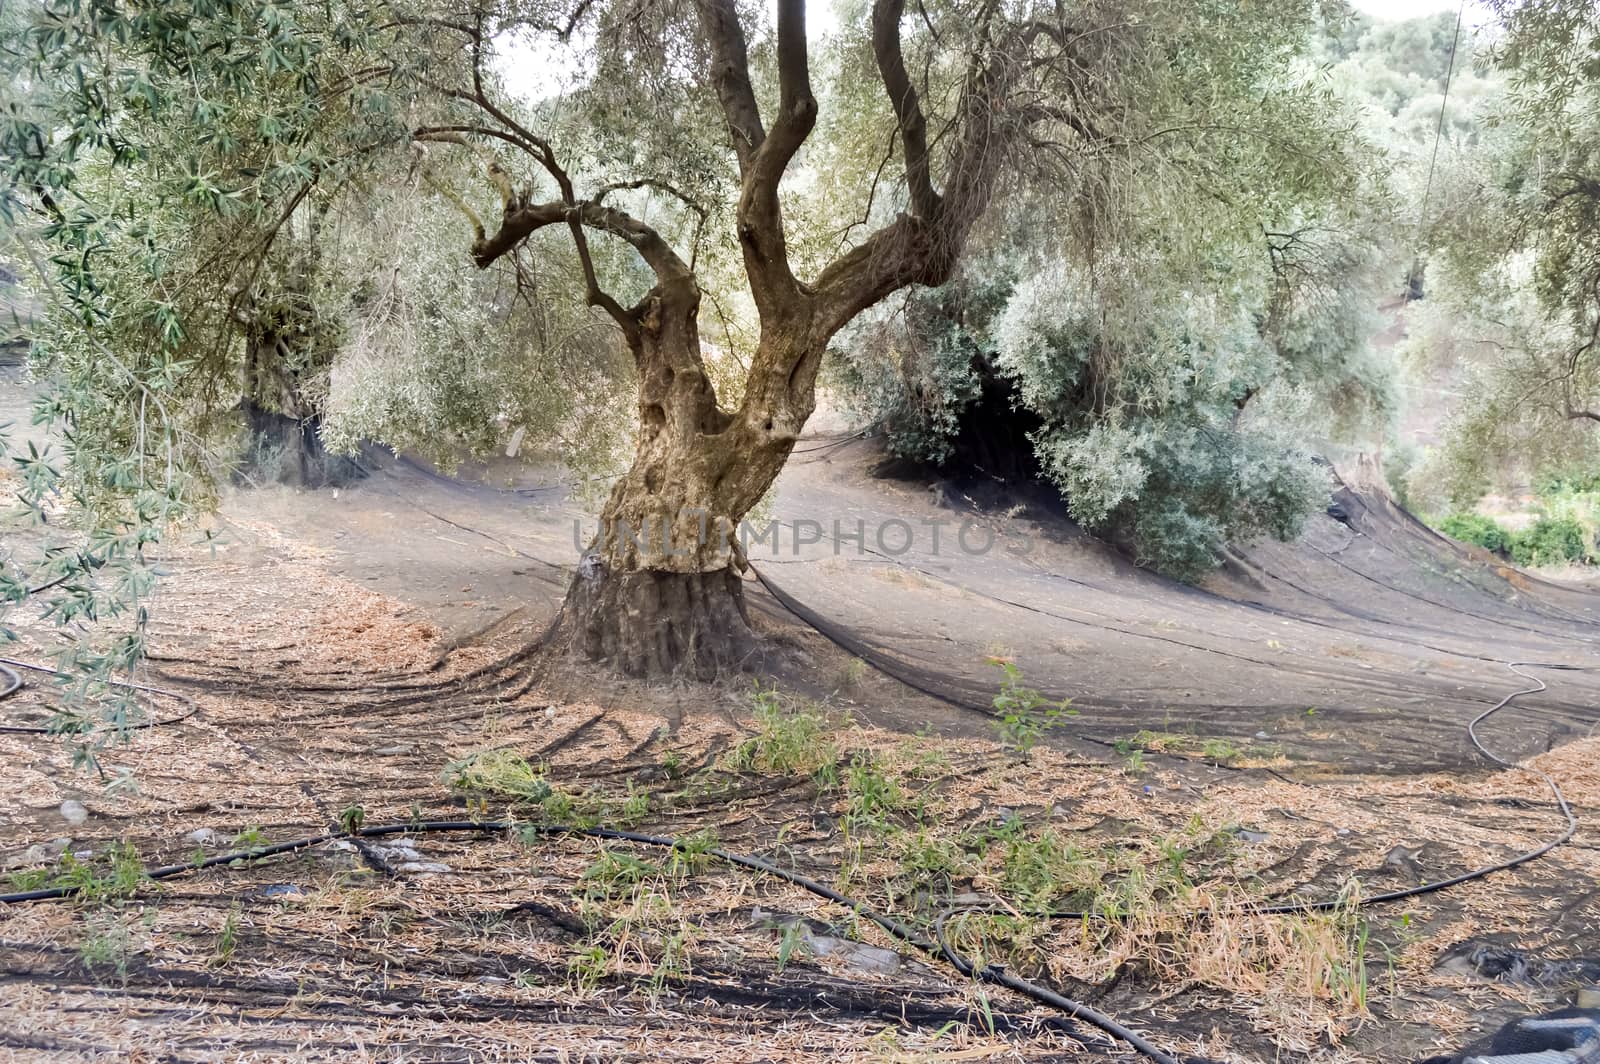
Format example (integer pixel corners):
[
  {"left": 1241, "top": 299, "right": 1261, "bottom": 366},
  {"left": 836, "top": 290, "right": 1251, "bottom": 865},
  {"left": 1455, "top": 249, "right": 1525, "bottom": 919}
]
[{"left": 6, "top": 0, "right": 1367, "bottom": 679}]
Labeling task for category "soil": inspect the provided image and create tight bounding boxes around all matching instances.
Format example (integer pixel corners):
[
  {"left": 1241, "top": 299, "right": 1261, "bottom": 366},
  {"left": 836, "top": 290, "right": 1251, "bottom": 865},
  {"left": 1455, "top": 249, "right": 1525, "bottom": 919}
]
[{"left": 2, "top": 363, "right": 1598, "bottom": 1063}]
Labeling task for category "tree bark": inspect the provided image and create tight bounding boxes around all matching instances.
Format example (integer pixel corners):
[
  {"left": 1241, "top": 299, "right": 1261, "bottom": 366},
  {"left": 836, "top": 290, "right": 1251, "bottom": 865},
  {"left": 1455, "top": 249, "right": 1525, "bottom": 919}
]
[{"left": 564, "top": 277, "right": 812, "bottom": 678}]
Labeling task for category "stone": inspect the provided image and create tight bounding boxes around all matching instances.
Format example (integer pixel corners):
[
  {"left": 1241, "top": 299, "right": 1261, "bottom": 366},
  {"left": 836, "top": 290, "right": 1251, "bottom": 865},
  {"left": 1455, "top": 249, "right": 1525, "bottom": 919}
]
[
  {"left": 1383, "top": 844, "right": 1424, "bottom": 883},
  {"left": 185, "top": 828, "right": 218, "bottom": 846},
  {"left": 4, "top": 837, "right": 70, "bottom": 870},
  {"left": 58, "top": 800, "right": 88, "bottom": 826},
  {"left": 750, "top": 908, "right": 905, "bottom": 976}
]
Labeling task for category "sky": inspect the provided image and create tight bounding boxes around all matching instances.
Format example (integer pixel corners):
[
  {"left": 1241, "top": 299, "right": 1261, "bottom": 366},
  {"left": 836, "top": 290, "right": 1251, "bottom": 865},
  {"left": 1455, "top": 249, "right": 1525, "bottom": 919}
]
[
  {"left": 1351, "top": 0, "right": 1458, "bottom": 16},
  {"left": 500, "top": 0, "right": 1499, "bottom": 106},
  {"left": 1350, "top": 0, "right": 1493, "bottom": 25}
]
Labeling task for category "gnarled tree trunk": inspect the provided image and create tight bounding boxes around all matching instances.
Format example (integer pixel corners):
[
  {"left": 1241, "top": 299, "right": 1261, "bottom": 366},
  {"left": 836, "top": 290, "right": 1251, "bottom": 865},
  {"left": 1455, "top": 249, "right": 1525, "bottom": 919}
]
[
  {"left": 453, "top": 0, "right": 1022, "bottom": 677},
  {"left": 566, "top": 277, "right": 813, "bottom": 678},
  {"left": 237, "top": 328, "right": 358, "bottom": 489}
]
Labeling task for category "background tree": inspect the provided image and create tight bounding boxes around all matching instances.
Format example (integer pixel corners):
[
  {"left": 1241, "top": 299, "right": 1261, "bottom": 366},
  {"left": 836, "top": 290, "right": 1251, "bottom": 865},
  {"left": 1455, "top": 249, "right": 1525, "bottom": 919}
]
[
  {"left": 828, "top": 12, "right": 1393, "bottom": 580},
  {"left": 1398, "top": 0, "right": 1600, "bottom": 506},
  {"left": 1, "top": 0, "right": 418, "bottom": 738}
]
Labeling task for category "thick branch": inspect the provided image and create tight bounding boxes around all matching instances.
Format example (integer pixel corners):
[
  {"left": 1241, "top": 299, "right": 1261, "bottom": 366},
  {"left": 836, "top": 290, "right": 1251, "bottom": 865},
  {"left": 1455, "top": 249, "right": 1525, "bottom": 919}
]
[
  {"left": 811, "top": 20, "right": 1024, "bottom": 340},
  {"left": 473, "top": 198, "right": 690, "bottom": 287},
  {"left": 763, "top": 0, "right": 818, "bottom": 176},
  {"left": 871, "top": 0, "right": 941, "bottom": 219},
  {"left": 695, "top": 0, "right": 766, "bottom": 171},
  {"left": 695, "top": 0, "right": 815, "bottom": 320}
]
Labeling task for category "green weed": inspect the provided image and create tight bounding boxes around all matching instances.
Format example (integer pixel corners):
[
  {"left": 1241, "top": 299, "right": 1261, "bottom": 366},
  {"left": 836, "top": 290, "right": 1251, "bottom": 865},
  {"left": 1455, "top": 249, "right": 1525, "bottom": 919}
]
[
  {"left": 989, "top": 660, "right": 1072, "bottom": 758},
  {"left": 726, "top": 682, "right": 838, "bottom": 778}
]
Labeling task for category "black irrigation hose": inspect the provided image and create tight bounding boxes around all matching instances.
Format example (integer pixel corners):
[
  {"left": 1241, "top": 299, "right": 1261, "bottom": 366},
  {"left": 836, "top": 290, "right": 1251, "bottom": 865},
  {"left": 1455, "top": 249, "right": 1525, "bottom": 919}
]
[
  {"left": 0, "top": 657, "right": 201, "bottom": 734},
  {"left": 0, "top": 818, "right": 1185, "bottom": 1064}
]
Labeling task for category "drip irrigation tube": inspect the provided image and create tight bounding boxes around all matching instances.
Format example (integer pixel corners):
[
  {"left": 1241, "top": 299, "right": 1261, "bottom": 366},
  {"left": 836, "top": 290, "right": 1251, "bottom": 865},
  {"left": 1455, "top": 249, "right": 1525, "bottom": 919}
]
[
  {"left": 0, "top": 818, "right": 1186, "bottom": 1064},
  {"left": 0, "top": 657, "right": 200, "bottom": 734}
]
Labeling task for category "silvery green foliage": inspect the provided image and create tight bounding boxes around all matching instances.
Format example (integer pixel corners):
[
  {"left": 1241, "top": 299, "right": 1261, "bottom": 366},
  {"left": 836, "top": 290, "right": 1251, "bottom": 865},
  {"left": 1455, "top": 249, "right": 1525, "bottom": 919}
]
[
  {"left": 989, "top": 263, "right": 1097, "bottom": 417},
  {"left": 2, "top": 0, "right": 413, "bottom": 759},
  {"left": 1014, "top": 262, "right": 1332, "bottom": 580},
  {"left": 830, "top": 272, "right": 1008, "bottom": 463},
  {"left": 835, "top": 235, "right": 1371, "bottom": 581},
  {"left": 318, "top": 190, "right": 635, "bottom": 484},
  {"left": 1036, "top": 393, "right": 1330, "bottom": 583}
]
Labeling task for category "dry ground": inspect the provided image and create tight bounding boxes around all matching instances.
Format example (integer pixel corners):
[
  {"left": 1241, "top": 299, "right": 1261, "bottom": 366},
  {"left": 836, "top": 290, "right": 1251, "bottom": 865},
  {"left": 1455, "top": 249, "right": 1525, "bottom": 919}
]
[{"left": 2, "top": 500, "right": 1598, "bottom": 1064}]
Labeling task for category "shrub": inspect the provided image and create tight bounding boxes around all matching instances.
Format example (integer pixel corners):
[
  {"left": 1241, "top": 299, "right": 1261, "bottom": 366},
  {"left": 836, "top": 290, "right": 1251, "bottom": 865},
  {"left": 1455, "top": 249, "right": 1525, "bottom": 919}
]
[
  {"left": 1438, "top": 512, "right": 1512, "bottom": 554},
  {"left": 1511, "top": 517, "right": 1589, "bottom": 567}
]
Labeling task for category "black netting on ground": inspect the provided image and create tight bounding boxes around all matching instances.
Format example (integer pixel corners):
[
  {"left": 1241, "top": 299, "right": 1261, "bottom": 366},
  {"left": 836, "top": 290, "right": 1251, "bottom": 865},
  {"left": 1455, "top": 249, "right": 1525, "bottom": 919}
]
[
  {"left": 337, "top": 445, "right": 1600, "bottom": 776},
  {"left": 742, "top": 450, "right": 1600, "bottom": 774},
  {"left": 1418, "top": 1008, "right": 1600, "bottom": 1063}
]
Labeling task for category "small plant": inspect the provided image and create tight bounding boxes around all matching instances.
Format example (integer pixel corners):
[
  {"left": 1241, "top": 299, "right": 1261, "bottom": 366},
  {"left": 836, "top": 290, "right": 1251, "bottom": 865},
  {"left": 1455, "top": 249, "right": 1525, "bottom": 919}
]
[
  {"left": 893, "top": 830, "right": 971, "bottom": 896},
  {"left": 444, "top": 749, "right": 553, "bottom": 802},
  {"left": 775, "top": 922, "right": 808, "bottom": 971},
  {"left": 998, "top": 829, "right": 1098, "bottom": 907},
  {"left": 54, "top": 842, "right": 147, "bottom": 904},
  {"left": 580, "top": 849, "right": 661, "bottom": 900},
  {"left": 843, "top": 752, "right": 905, "bottom": 831},
  {"left": 542, "top": 788, "right": 578, "bottom": 822},
  {"left": 338, "top": 805, "right": 366, "bottom": 834},
  {"left": 78, "top": 914, "right": 134, "bottom": 976},
  {"left": 617, "top": 783, "right": 649, "bottom": 826},
  {"left": 231, "top": 826, "right": 269, "bottom": 851},
  {"left": 567, "top": 943, "right": 610, "bottom": 993},
  {"left": 660, "top": 750, "right": 685, "bottom": 779},
  {"left": 666, "top": 830, "right": 718, "bottom": 882},
  {"left": 989, "top": 659, "right": 1072, "bottom": 758},
  {"left": 726, "top": 682, "right": 838, "bottom": 777},
  {"left": 1123, "top": 749, "right": 1147, "bottom": 774},
  {"left": 646, "top": 928, "right": 693, "bottom": 996},
  {"left": 212, "top": 908, "right": 240, "bottom": 966}
]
